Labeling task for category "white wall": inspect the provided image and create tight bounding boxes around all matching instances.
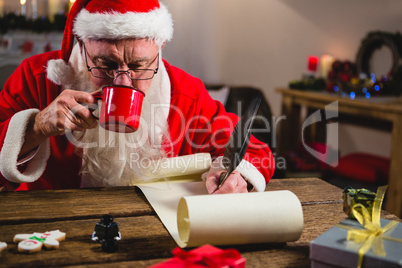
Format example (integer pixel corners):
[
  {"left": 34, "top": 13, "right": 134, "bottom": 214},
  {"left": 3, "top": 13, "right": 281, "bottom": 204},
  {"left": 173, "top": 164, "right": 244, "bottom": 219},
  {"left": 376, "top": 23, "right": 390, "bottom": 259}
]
[{"left": 162, "top": 0, "right": 402, "bottom": 158}]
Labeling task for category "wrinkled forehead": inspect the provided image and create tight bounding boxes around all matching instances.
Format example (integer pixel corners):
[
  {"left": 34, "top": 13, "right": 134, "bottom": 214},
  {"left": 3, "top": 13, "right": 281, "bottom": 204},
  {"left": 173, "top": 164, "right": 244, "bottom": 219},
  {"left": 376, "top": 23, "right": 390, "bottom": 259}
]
[
  {"left": 84, "top": 38, "right": 159, "bottom": 55},
  {"left": 84, "top": 38, "right": 158, "bottom": 49},
  {"left": 83, "top": 38, "right": 160, "bottom": 65}
]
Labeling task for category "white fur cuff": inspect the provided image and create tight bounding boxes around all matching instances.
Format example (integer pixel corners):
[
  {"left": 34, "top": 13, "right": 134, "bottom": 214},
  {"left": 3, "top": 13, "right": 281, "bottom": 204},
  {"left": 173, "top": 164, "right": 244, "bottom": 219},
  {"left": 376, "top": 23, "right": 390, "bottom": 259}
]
[
  {"left": 202, "top": 156, "right": 266, "bottom": 192},
  {"left": 0, "top": 109, "right": 50, "bottom": 183}
]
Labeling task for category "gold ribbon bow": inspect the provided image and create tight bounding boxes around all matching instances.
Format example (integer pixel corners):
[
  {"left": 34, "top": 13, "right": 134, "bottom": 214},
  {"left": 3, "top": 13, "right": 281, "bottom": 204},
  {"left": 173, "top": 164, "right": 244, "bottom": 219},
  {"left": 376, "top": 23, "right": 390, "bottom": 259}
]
[{"left": 338, "top": 185, "right": 402, "bottom": 268}]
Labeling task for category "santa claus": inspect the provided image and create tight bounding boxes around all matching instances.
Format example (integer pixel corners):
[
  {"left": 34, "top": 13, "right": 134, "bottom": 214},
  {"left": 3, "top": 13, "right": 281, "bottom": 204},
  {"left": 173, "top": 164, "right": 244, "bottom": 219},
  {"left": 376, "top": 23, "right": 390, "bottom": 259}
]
[{"left": 0, "top": 0, "right": 274, "bottom": 193}]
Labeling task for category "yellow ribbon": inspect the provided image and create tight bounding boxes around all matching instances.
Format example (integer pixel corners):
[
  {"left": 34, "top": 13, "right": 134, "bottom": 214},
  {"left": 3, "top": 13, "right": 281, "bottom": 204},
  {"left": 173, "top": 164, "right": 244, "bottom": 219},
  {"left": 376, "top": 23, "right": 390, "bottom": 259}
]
[{"left": 337, "top": 185, "right": 402, "bottom": 268}]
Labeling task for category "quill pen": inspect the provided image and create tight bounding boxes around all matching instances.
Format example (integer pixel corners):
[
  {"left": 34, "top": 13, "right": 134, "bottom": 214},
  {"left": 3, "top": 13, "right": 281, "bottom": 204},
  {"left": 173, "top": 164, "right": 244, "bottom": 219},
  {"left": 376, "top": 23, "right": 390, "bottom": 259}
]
[{"left": 218, "top": 94, "right": 262, "bottom": 188}]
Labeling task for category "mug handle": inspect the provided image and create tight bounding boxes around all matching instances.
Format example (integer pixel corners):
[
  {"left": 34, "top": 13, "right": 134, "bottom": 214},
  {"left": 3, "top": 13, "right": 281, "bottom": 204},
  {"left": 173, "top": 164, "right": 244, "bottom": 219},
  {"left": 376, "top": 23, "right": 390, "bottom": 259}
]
[
  {"left": 91, "top": 90, "right": 102, "bottom": 99},
  {"left": 80, "top": 90, "right": 102, "bottom": 120}
]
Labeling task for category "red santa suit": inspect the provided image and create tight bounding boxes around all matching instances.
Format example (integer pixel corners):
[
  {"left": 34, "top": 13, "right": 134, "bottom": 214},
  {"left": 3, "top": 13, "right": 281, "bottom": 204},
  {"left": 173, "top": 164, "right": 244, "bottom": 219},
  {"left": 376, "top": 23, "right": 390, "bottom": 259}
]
[
  {"left": 0, "top": 0, "right": 274, "bottom": 191},
  {"left": 0, "top": 48, "right": 274, "bottom": 191}
]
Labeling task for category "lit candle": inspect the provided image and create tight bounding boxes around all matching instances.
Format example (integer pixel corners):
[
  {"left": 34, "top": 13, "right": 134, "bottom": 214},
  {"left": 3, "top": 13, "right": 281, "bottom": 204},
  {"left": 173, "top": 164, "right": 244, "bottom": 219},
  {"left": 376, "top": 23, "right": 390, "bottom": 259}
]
[
  {"left": 320, "top": 54, "right": 335, "bottom": 79},
  {"left": 307, "top": 56, "right": 319, "bottom": 75},
  {"left": 20, "top": 0, "right": 26, "bottom": 16}
]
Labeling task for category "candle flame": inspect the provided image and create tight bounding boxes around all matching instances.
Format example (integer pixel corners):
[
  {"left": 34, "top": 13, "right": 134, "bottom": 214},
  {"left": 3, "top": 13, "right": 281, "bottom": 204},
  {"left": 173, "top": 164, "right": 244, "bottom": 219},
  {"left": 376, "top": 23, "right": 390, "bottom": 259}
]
[{"left": 20, "top": 0, "right": 26, "bottom": 5}]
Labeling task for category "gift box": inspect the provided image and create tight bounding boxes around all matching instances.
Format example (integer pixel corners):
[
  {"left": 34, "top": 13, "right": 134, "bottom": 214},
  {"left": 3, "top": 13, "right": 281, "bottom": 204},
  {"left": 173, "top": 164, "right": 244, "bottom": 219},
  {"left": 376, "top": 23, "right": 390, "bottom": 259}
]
[
  {"left": 310, "top": 218, "right": 402, "bottom": 268},
  {"left": 149, "top": 244, "right": 246, "bottom": 268}
]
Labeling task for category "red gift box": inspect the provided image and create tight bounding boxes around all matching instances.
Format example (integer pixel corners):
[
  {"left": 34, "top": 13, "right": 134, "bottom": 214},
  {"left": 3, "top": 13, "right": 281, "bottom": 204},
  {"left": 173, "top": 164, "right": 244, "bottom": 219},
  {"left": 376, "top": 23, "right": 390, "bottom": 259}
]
[{"left": 149, "top": 244, "right": 246, "bottom": 268}]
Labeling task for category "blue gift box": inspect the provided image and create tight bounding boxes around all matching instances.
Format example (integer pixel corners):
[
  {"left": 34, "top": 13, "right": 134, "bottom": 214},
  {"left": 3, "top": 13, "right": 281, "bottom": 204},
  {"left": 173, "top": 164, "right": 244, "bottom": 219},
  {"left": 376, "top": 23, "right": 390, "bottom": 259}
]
[{"left": 310, "top": 218, "right": 402, "bottom": 268}]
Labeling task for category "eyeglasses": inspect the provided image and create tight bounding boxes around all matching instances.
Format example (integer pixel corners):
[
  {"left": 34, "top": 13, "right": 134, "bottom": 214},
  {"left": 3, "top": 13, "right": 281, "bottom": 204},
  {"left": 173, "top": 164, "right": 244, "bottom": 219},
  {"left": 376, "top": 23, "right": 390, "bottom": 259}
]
[{"left": 83, "top": 44, "right": 159, "bottom": 80}]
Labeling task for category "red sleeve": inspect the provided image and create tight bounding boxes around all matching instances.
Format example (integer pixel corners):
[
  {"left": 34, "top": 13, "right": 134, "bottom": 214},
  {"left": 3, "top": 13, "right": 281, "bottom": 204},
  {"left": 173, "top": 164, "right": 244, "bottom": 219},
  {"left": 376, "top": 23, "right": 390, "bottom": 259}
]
[{"left": 0, "top": 51, "right": 61, "bottom": 187}]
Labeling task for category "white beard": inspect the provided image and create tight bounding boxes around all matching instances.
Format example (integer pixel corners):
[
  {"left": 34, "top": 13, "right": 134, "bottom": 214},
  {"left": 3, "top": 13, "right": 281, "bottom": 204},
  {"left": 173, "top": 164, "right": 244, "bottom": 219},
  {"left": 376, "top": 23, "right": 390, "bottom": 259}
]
[{"left": 63, "top": 44, "right": 171, "bottom": 187}]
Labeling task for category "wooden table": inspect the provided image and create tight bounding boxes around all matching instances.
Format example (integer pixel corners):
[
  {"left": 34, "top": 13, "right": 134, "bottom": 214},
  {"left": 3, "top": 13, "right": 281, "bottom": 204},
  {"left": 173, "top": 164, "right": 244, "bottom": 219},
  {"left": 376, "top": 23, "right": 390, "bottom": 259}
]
[
  {"left": 276, "top": 88, "right": 402, "bottom": 218},
  {"left": 0, "top": 178, "right": 400, "bottom": 267}
]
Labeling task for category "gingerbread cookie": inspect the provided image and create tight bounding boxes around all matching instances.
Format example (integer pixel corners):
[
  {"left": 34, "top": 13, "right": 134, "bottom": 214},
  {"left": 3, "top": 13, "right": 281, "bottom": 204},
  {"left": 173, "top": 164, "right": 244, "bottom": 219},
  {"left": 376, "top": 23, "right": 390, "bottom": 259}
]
[
  {"left": 14, "top": 230, "right": 66, "bottom": 253},
  {"left": 0, "top": 242, "right": 7, "bottom": 256}
]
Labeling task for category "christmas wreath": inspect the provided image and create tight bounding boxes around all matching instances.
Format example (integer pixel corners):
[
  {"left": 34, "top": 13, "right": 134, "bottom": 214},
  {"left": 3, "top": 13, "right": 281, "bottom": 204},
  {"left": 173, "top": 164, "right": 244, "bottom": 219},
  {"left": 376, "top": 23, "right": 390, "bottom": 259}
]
[{"left": 327, "top": 31, "right": 402, "bottom": 97}]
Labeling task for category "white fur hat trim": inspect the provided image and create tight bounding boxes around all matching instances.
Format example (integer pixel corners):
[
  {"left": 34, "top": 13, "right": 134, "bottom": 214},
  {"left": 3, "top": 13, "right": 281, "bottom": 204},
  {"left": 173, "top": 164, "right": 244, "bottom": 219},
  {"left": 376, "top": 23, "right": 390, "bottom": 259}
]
[{"left": 73, "top": 3, "right": 173, "bottom": 46}]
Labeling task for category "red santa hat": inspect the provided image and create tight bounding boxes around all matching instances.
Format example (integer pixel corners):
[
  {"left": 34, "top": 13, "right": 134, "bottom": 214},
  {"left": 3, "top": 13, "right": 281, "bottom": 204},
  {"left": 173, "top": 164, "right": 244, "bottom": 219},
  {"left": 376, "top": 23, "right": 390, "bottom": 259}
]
[{"left": 60, "top": 0, "right": 173, "bottom": 63}]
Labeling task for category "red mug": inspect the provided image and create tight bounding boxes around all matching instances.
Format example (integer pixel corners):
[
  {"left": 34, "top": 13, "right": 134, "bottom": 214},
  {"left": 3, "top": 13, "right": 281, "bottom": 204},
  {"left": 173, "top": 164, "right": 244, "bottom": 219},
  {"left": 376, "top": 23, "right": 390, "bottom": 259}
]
[{"left": 92, "top": 85, "right": 145, "bottom": 133}]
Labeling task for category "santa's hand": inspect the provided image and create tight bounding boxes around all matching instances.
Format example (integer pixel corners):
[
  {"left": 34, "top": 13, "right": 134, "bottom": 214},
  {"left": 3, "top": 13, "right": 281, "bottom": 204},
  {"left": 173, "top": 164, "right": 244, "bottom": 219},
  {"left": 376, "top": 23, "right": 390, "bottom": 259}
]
[
  {"left": 205, "top": 170, "right": 248, "bottom": 194},
  {"left": 20, "top": 90, "right": 97, "bottom": 156},
  {"left": 34, "top": 89, "right": 97, "bottom": 137}
]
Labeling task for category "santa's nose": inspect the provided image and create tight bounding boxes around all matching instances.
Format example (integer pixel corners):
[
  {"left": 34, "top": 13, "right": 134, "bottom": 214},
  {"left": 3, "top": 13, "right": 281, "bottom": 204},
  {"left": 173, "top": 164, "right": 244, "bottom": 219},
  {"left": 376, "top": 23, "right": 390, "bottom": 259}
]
[{"left": 113, "top": 72, "right": 133, "bottom": 87}]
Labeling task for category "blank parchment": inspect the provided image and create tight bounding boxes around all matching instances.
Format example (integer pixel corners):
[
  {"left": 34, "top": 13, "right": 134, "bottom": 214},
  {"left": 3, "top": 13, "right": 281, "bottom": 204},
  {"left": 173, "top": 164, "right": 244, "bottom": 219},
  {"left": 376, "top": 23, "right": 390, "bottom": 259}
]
[{"left": 138, "top": 181, "right": 304, "bottom": 248}]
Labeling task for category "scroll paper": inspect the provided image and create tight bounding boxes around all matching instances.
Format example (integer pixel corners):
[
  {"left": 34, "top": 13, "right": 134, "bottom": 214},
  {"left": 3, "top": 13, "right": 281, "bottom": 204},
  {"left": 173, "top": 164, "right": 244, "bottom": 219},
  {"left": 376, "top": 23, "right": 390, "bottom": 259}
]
[
  {"left": 177, "top": 190, "right": 304, "bottom": 247},
  {"left": 139, "top": 182, "right": 304, "bottom": 248},
  {"left": 131, "top": 153, "right": 211, "bottom": 185},
  {"left": 136, "top": 153, "right": 304, "bottom": 248},
  {"left": 138, "top": 181, "right": 208, "bottom": 248}
]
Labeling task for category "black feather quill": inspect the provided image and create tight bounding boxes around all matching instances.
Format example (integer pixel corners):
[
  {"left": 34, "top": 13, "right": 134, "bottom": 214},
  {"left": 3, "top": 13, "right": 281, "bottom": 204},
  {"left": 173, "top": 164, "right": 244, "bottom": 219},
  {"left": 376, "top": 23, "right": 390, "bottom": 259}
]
[{"left": 218, "top": 94, "right": 262, "bottom": 188}]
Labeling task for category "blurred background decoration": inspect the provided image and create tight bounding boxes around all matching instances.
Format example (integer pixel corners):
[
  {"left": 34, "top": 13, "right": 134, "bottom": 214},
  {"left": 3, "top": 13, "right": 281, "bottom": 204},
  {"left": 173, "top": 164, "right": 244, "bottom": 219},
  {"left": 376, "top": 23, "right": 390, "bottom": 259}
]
[
  {"left": 0, "top": 12, "right": 67, "bottom": 33},
  {"left": 0, "top": 0, "right": 71, "bottom": 33},
  {"left": 0, "top": 0, "right": 73, "bottom": 88},
  {"left": 289, "top": 31, "right": 402, "bottom": 99}
]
